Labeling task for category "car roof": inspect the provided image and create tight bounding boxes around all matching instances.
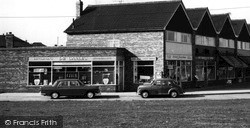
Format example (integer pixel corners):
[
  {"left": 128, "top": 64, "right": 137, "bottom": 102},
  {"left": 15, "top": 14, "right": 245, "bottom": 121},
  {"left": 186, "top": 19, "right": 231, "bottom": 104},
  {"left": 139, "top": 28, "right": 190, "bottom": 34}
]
[
  {"left": 154, "top": 78, "right": 173, "bottom": 81},
  {"left": 56, "top": 79, "right": 79, "bottom": 81}
]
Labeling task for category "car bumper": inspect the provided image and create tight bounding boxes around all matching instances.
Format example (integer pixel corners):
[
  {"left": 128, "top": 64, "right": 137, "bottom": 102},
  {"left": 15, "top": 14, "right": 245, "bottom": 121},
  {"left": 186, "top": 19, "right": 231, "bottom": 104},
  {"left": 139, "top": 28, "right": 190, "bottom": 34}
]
[{"left": 95, "top": 92, "right": 101, "bottom": 96}]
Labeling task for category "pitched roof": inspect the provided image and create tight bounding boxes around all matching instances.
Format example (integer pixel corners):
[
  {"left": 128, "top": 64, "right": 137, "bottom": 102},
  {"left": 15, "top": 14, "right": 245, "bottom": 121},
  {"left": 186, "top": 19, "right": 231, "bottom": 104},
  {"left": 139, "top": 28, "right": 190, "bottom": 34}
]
[
  {"left": 248, "top": 24, "right": 250, "bottom": 33},
  {"left": 65, "top": 1, "right": 184, "bottom": 34},
  {"left": 0, "top": 35, "right": 6, "bottom": 47},
  {"left": 231, "top": 19, "right": 246, "bottom": 36},
  {"left": 0, "top": 34, "right": 31, "bottom": 48},
  {"left": 211, "top": 14, "right": 229, "bottom": 32},
  {"left": 186, "top": 8, "right": 207, "bottom": 29}
]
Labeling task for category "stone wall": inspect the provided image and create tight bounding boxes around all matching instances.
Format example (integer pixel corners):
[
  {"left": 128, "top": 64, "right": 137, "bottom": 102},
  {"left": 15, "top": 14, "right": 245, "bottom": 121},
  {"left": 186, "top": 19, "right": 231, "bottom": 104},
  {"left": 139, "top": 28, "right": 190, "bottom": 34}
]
[{"left": 67, "top": 32, "right": 164, "bottom": 91}]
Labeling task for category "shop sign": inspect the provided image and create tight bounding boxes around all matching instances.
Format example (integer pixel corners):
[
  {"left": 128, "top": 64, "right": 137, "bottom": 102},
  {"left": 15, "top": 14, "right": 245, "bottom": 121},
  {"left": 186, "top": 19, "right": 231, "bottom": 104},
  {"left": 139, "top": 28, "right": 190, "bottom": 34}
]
[
  {"left": 166, "top": 54, "right": 192, "bottom": 60},
  {"left": 29, "top": 57, "right": 117, "bottom": 61},
  {"left": 196, "top": 56, "right": 214, "bottom": 60},
  {"left": 131, "top": 57, "right": 156, "bottom": 61}
]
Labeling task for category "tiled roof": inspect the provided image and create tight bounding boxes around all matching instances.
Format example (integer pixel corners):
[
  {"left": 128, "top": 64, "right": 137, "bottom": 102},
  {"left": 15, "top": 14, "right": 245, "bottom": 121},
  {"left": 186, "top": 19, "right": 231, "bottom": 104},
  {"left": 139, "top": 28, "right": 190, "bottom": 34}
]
[
  {"left": 186, "top": 8, "right": 207, "bottom": 29},
  {"left": 231, "top": 19, "right": 246, "bottom": 36},
  {"left": 211, "top": 14, "right": 229, "bottom": 32},
  {"left": 65, "top": 1, "right": 183, "bottom": 34},
  {"left": 0, "top": 34, "right": 31, "bottom": 48},
  {"left": 0, "top": 35, "right": 6, "bottom": 47},
  {"left": 248, "top": 24, "right": 250, "bottom": 33}
]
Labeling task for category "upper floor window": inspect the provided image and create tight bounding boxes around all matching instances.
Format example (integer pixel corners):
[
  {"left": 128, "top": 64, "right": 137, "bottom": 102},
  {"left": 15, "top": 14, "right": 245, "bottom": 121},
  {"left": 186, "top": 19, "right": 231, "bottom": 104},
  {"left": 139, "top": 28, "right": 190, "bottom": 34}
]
[
  {"left": 246, "top": 42, "right": 250, "bottom": 50},
  {"left": 166, "top": 31, "right": 191, "bottom": 43},
  {"left": 228, "top": 40, "right": 235, "bottom": 48},
  {"left": 219, "top": 38, "right": 234, "bottom": 48},
  {"left": 238, "top": 41, "right": 242, "bottom": 49},
  {"left": 242, "top": 42, "right": 246, "bottom": 50},
  {"left": 219, "top": 38, "right": 228, "bottom": 48},
  {"left": 195, "top": 35, "right": 215, "bottom": 46}
]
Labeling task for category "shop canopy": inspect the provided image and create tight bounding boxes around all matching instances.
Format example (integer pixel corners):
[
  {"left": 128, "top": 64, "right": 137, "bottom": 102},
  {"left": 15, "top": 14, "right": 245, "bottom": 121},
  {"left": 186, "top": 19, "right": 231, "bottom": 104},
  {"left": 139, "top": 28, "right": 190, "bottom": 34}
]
[
  {"left": 239, "top": 56, "right": 250, "bottom": 65},
  {"left": 221, "top": 56, "right": 248, "bottom": 68}
]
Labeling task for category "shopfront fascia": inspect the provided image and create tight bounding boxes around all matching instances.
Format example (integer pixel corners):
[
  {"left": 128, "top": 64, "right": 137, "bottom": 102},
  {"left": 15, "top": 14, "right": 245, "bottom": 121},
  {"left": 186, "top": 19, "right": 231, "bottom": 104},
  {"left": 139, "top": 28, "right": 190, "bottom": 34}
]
[
  {"left": 28, "top": 57, "right": 124, "bottom": 90},
  {"left": 165, "top": 54, "right": 192, "bottom": 82}
]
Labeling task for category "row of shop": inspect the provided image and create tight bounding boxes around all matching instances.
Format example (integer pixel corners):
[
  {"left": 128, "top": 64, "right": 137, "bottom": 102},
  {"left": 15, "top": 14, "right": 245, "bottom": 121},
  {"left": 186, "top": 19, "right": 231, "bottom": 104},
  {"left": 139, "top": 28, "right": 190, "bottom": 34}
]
[{"left": 1, "top": 1, "right": 250, "bottom": 92}]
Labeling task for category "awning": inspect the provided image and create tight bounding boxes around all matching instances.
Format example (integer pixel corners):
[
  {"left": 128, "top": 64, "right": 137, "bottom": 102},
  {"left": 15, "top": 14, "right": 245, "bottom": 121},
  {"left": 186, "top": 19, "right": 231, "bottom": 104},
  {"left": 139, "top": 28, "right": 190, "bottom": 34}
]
[
  {"left": 239, "top": 56, "right": 250, "bottom": 65},
  {"left": 221, "top": 56, "right": 248, "bottom": 68}
]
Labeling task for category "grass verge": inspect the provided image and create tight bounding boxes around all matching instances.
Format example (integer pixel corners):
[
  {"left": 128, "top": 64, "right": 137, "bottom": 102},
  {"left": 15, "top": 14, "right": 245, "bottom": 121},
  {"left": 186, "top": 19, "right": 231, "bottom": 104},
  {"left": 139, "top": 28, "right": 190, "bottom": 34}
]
[{"left": 1, "top": 100, "right": 250, "bottom": 127}]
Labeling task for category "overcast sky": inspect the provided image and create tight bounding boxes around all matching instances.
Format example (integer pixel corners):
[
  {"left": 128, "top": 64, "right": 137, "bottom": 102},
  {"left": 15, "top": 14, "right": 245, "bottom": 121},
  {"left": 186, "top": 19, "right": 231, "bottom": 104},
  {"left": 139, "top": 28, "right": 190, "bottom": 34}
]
[{"left": 0, "top": 0, "right": 250, "bottom": 46}]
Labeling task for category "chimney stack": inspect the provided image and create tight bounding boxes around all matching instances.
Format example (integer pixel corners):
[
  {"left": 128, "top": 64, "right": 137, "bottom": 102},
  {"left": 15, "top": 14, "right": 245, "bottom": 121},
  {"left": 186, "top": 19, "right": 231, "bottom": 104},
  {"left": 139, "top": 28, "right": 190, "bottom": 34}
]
[
  {"left": 76, "top": 0, "right": 83, "bottom": 19},
  {"left": 5, "top": 32, "right": 14, "bottom": 48}
]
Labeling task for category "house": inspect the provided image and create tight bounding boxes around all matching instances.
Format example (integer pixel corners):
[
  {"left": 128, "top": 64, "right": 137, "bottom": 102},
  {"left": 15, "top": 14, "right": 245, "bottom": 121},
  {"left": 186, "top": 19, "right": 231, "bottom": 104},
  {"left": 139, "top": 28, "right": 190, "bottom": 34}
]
[{"left": 0, "top": 32, "right": 31, "bottom": 48}]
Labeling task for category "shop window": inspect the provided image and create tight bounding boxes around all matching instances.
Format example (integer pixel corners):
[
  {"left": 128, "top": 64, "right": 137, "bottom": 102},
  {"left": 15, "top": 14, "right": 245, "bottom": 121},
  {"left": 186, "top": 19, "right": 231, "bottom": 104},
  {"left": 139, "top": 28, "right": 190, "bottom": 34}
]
[
  {"left": 165, "top": 60, "right": 192, "bottom": 82},
  {"left": 78, "top": 67, "right": 91, "bottom": 84},
  {"left": 237, "top": 68, "right": 243, "bottom": 78},
  {"left": 29, "top": 68, "right": 52, "bottom": 86},
  {"left": 93, "top": 67, "right": 114, "bottom": 85},
  {"left": 227, "top": 67, "right": 235, "bottom": 79},
  {"left": 134, "top": 61, "right": 154, "bottom": 83},
  {"left": 218, "top": 67, "right": 227, "bottom": 80}
]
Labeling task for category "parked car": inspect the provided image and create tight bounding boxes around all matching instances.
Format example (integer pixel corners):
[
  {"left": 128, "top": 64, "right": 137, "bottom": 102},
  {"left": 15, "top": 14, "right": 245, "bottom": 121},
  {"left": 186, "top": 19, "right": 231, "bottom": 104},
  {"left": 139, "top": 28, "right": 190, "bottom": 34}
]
[
  {"left": 137, "top": 78, "right": 184, "bottom": 98},
  {"left": 40, "top": 79, "right": 101, "bottom": 99}
]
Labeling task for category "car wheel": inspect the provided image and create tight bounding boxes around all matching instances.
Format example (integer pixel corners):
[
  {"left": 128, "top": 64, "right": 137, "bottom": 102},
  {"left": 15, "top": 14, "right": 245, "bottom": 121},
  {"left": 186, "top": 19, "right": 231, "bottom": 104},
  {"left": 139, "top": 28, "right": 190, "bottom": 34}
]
[
  {"left": 141, "top": 91, "right": 149, "bottom": 98},
  {"left": 51, "top": 92, "right": 59, "bottom": 99},
  {"left": 170, "top": 91, "right": 178, "bottom": 98},
  {"left": 86, "top": 92, "right": 95, "bottom": 99}
]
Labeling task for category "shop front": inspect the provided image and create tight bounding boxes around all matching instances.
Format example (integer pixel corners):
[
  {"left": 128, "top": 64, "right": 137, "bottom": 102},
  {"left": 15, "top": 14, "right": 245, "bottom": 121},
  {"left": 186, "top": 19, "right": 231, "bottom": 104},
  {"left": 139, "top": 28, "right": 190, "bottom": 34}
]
[
  {"left": 195, "top": 56, "right": 216, "bottom": 86},
  {"left": 28, "top": 57, "right": 124, "bottom": 91},
  {"left": 165, "top": 54, "right": 193, "bottom": 84}
]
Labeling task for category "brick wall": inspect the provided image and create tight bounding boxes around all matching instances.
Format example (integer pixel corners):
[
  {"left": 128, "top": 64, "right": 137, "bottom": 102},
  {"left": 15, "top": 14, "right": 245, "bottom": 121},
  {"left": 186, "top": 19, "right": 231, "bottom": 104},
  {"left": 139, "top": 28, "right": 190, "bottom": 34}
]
[{"left": 0, "top": 47, "right": 120, "bottom": 92}]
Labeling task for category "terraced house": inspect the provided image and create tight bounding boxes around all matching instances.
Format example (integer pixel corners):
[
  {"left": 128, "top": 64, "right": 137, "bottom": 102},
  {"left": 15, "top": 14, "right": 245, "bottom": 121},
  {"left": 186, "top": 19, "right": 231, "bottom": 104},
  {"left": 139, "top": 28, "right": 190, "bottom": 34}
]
[{"left": 0, "top": 0, "right": 250, "bottom": 92}]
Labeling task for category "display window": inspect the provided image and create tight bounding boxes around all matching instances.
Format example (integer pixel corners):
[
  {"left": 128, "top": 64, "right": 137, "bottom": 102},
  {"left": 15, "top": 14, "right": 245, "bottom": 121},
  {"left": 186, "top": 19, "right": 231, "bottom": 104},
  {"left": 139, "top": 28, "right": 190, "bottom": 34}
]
[
  {"left": 195, "top": 60, "right": 216, "bottom": 81},
  {"left": 218, "top": 67, "right": 235, "bottom": 80},
  {"left": 28, "top": 58, "right": 124, "bottom": 86},
  {"left": 165, "top": 60, "right": 192, "bottom": 82},
  {"left": 133, "top": 61, "right": 154, "bottom": 83},
  {"left": 28, "top": 62, "right": 52, "bottom": 86}
]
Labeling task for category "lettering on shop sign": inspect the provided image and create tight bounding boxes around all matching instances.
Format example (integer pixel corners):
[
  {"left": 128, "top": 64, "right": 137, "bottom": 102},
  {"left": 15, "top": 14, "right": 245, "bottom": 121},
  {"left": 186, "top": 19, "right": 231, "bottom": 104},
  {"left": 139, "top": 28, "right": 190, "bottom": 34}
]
[
  {"left": 29, "top": 57, "right": 117, "bottom": 61},
  {"left": 166, "top": 54, "right": 192, "bottom": 60}
]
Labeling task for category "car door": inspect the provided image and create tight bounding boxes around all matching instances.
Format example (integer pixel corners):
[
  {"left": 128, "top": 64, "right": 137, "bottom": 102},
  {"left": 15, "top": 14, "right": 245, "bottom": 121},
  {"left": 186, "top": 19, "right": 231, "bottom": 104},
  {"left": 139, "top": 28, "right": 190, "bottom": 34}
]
[
  {"left": 151, "top": 80, "right": 162, "bottom": 95},
  {"left": 68, "top": 80, "right": 84, "bottom": 96},
  {"left": 57, "top": 81, "right": 70, "bottom": 96},
  {"left": 160, "top": 80, "right": 171, "bottom": 95}
]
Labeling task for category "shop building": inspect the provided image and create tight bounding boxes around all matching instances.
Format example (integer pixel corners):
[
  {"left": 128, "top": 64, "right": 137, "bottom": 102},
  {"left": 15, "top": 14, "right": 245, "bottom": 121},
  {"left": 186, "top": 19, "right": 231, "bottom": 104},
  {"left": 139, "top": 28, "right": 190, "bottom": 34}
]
[{"left": 1, "top": 1, "right": 250, "bottom": 92}]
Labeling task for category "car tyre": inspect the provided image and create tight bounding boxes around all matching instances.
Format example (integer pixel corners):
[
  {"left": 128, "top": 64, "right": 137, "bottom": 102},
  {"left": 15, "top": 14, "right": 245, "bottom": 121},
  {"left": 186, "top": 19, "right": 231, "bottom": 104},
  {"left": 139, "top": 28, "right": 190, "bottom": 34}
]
[
  {"left": 51, "top": 92, "right": 59, "bottom": 99},
  {"left": 141, "top": 91, "right": 149, "bottom": 98},
  {"left": 86, "top": 92, "right": 95, "bottom": 99},
  {"left": 170, "top": 91, "right": 178, "bottom": 98}
]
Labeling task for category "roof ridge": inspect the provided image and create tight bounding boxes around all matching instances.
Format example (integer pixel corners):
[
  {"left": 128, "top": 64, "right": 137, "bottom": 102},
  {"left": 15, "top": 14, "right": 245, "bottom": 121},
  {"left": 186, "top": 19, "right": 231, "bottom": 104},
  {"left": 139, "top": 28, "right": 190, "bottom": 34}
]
[
  {"left": 87, "top": 0, "right": 182, "bottom": 7},
  {"left": 186, "top": 7, "right": 208, "bottom": 10}
]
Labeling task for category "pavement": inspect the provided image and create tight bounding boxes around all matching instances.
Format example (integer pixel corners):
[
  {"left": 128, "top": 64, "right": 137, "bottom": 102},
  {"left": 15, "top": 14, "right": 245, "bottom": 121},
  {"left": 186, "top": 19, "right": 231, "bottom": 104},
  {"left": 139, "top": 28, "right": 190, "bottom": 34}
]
[{"left": 1, "top": 89, "right": 250, "bottom": 101}]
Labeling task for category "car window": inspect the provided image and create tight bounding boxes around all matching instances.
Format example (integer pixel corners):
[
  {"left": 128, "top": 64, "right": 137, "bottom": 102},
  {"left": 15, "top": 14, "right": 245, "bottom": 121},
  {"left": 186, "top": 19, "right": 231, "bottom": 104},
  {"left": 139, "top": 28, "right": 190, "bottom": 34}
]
[
  {"left": 155, "top": 80, "right": 162, "bottom": 85},
  {"left": 70, "top": 81, "right": 80, "bottom": 87},
  {"left": 57, "top": 81, "right": 68, "bottom": 88}
]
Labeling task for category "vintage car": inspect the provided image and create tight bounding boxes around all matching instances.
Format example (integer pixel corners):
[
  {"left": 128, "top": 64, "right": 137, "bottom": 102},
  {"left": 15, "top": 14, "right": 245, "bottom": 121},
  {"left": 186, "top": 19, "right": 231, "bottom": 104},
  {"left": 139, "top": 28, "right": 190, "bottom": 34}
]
[
  {"left": 40, "top": 79, "right": 101, "bottom": 99},
  {"left": 137, "top": 78, "right": 184, "bottom": 98}
]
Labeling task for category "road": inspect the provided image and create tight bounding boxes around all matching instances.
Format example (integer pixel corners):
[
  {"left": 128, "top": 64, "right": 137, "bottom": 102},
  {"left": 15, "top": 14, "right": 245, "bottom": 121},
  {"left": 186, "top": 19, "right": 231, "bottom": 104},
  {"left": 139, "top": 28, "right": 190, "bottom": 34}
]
[{"left": 0, "top": 89, "right": 250, "bottom": 101}]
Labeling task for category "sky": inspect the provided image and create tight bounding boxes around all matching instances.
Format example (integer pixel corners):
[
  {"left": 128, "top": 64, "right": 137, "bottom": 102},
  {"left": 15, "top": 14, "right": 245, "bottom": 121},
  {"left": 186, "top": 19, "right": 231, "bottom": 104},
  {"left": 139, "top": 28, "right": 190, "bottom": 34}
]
[{"left": 0, "top": 0, "right": 250, "bottom": 46}]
